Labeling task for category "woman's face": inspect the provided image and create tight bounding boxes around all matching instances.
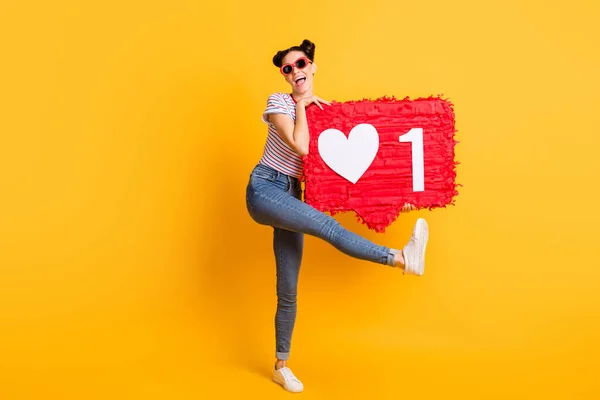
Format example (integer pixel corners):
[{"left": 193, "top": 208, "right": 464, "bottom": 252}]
[{"left": 281, "top": 50, "right": 316, "bottom": 95}]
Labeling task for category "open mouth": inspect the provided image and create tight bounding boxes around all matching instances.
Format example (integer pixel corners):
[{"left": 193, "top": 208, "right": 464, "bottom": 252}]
[{"left": 294, "top": 76, "right": 306, "bottom": 86}]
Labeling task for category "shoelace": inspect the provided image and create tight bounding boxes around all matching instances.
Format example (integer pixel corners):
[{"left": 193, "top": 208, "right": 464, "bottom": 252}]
[{"left": 280, "top": 368, "right": 301, "bottom": 383}]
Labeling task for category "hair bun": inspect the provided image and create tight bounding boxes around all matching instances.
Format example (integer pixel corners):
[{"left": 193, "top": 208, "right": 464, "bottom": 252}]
[
  {"left": 300, "top": 39, "right": 315, "bottom": 61},
  {"left": 272, "top": 50, "right": 286, "bottom": 68}
]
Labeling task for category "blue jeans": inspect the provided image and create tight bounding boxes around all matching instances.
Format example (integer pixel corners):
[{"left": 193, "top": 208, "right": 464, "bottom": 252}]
[{"left": 245, "top": 163, "right": 398, "bottom": 360}]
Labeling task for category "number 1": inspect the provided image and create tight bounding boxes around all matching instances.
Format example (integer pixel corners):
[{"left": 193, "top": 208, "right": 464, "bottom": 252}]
[{"left": 399, "top": 128, "right": 424, "bottom": 192}]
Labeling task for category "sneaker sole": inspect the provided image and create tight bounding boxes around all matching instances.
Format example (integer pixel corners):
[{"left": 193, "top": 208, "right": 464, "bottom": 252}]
[
  {"left": 414, "top": 218, "right": 429, "bottom": 275},
  {"left": 273, "top": 375, "right": 303, "bottom": 393}
]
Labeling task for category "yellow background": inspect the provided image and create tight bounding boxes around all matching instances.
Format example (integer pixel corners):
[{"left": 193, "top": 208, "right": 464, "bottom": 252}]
[{"left": 1, "top": 0, "right": 599, "bottom": 398}]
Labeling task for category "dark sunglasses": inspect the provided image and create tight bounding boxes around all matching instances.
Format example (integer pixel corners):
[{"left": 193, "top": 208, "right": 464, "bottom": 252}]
[{"left": 280, "top": 57, "right": 312, "bottom": 75}]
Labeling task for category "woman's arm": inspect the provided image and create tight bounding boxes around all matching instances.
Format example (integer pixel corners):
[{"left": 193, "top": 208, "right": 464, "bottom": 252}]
[
  {"left": 267, "top": 96, "right": 330, "bottom": 157},
  {"left": 268, "top": 102, "right": 309, "bottom": 156}
]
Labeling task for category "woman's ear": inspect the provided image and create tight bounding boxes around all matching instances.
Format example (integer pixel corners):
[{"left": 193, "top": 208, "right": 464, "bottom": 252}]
[{"left": 312, "top": 62, "right": 317, "bottom": 74}]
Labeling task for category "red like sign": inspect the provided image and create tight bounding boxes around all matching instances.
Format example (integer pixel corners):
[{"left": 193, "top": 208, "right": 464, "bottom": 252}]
[{"left": 303, "top": 96, "right": 459, "bottom": 233}]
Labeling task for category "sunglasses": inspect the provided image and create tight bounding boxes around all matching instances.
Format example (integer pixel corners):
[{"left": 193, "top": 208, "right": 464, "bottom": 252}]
[{"left": 280, "top": 57, "right": 312, "bottom": 75}]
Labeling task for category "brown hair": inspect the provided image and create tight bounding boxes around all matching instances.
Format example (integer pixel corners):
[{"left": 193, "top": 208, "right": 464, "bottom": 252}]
[{"left": 272, "top": 39, "right": 316, "bottom": 67}]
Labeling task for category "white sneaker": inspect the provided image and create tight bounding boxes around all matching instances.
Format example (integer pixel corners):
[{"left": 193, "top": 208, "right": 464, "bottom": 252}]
[
  {"left": 402, "top": 218, "right": 429, "bottom": 276},
  {"left": 273, "top": 366, "right": 304, "bottom": 393}
]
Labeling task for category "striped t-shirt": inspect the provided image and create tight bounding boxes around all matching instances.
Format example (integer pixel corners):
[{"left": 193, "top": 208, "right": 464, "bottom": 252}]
[{"left": 259, "top": 92, "right": 303, "bottom": 177}]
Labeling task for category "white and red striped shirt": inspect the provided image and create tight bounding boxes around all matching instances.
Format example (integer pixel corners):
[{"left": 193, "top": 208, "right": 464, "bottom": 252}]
[{"left": 259, "top": 92, "right": 303, "bottom": 177}]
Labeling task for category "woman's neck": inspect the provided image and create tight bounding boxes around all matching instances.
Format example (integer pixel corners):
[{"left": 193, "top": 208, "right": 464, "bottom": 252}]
[{"left": 292, "top": 90, "right": 314, "bottom": 103}]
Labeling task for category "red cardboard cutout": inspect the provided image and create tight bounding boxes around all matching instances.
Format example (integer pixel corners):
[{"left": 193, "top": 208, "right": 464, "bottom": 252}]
[{"left": 303, "top": 96, "right": 459, "bottom": 233}]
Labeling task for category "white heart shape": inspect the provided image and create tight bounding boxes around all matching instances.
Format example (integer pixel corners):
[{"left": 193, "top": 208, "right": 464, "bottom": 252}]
[{"left": 317, "top": 123, "right": 379, "bottom": 184}]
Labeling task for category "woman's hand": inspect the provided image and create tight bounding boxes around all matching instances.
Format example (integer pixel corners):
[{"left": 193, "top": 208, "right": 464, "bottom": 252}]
[{"left": 297, "top": 95, "right": 331, "bottom": 110}]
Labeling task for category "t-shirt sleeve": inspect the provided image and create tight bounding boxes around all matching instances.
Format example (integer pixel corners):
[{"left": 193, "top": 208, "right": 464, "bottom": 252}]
[{"left": 261, "top": 93, "right": 293, "bottom": 124}]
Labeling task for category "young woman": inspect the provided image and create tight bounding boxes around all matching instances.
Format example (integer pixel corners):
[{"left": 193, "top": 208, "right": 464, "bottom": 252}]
[{"left": 245, "top": 39, "right": 429, "bottom": 393}]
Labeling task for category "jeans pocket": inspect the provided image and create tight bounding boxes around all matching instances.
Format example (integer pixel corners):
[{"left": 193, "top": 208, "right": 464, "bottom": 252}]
[{"left": 252, "top": 171, "right": 275, "bottom": 182}]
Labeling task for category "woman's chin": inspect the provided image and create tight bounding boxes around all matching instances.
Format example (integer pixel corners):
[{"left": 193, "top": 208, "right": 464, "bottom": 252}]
[{"left": 292, "top": 84, "right": 311, "bottom": 95}]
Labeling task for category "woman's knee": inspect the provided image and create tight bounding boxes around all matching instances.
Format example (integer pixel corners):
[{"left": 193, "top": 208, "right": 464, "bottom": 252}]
[
  {"left": 277, "top": 275, "right": 299, "bottom": 305},
  {"left": 277, "top": 289, "right": 297, "bottom": 307},
  {"left": 316, "top": 216, "right": 343, "bottom": 241}
]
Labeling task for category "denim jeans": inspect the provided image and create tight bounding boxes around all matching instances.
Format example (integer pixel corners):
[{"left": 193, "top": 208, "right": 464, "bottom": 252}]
[{"left": 245, "top": 163, "right": 398, "bottom": 360}]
